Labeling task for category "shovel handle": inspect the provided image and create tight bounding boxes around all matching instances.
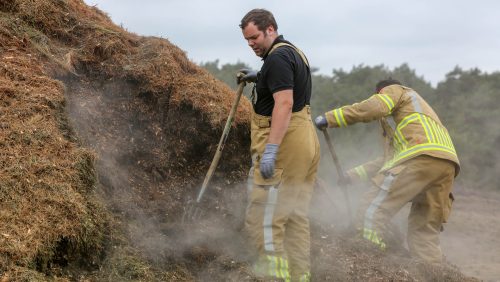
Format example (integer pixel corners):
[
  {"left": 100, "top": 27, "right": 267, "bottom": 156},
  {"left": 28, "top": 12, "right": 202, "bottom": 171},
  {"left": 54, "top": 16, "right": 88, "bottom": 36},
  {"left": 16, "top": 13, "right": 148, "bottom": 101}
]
[
  {"left": 321, "top": 128, "right": 353, "bottom": 222},
  {"left": 322, "top": 129, "right": 346, "bottom": 181},
  {"left": 196, "top": 81, "right": 246, "bottom": 202}
]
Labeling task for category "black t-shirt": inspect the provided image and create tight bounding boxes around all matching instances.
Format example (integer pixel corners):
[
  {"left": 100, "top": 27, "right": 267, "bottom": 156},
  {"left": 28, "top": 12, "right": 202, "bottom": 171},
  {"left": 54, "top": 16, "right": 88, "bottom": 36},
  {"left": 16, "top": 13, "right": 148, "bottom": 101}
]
[{"left": 253, "top": 36, "right": 311, "bottom": 116}]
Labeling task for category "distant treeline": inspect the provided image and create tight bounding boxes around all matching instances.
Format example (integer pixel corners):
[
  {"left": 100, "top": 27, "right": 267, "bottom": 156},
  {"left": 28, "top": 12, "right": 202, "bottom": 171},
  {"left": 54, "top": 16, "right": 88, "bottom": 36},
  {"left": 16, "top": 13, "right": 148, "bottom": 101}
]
[{"left": 201, "top": 60, "right": 500, "bottom": 191}]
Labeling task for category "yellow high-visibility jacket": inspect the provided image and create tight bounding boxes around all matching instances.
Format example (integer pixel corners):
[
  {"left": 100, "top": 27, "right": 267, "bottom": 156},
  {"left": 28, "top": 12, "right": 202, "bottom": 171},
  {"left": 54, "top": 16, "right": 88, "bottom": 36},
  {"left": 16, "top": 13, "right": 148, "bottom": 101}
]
[{"left": 324, "top": 84, "right": 460, "bottom": 181}]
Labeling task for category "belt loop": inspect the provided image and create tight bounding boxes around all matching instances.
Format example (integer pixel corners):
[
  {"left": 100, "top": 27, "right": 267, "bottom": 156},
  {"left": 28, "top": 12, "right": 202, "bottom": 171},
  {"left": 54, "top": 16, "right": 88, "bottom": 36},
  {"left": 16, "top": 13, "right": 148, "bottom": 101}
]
[{"left": 258, "top": 119, "right": 271, "bottom": 128}]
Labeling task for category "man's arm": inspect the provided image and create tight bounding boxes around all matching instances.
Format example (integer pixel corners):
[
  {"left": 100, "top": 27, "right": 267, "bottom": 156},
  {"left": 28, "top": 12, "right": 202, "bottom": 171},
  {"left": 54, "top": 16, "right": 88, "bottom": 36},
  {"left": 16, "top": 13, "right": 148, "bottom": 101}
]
[
  {"left": 268, "top": 89, "right": 293, "bottom": 144},
  {"left": 315, "top": 93, "right": 398, "bottom": 129},
  {"left": 259, "top": 89, "right": 293, "bottom": 179},
  {"left": 346, "top": 157, "right": 384, "bottom": 182}
]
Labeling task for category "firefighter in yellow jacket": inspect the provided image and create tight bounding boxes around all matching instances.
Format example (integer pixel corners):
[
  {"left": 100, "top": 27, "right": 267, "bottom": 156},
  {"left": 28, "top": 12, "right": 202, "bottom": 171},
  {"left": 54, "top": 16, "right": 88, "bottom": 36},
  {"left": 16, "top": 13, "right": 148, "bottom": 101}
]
[{"left": 314, "top": 79, "right": 460, "bottom": 264}]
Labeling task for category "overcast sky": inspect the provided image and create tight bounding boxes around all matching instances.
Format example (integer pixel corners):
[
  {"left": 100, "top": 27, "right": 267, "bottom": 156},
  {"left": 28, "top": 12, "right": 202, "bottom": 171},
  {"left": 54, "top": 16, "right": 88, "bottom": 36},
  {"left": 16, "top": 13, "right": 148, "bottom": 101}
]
[{"left": 83, "top": 0, "right": 499, "bottom": 85}]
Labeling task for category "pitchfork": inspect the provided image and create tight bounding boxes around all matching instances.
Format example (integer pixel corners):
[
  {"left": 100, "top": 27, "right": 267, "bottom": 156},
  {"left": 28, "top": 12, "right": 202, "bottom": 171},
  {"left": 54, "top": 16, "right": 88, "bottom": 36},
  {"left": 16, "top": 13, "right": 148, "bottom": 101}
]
[{"left": 182, "top": 76, "right": 246, "bottom": 223}]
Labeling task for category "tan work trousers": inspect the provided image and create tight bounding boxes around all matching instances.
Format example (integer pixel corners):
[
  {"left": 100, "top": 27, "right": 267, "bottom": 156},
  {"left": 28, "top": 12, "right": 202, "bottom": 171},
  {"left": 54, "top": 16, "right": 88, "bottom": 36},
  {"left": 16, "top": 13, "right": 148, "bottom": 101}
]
[
  {"left": 245, "top": 106, "right": 320, "bottom": 281},
  {"left": 357, "top": 155, "right": 455, "bottom": 264}
]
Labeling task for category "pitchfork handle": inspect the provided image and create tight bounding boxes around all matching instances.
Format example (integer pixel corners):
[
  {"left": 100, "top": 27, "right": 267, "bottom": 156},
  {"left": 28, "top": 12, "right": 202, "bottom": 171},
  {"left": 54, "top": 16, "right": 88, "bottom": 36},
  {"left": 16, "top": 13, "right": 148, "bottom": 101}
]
[
  {"left": 195, "top": 81, "right": 245, "bottom": 203},
  {"left": 322, "top": 128, "right": 353, "bottom": 222},
  {"left": 322, "top": 129, "right": 346, "bottom": 181}
]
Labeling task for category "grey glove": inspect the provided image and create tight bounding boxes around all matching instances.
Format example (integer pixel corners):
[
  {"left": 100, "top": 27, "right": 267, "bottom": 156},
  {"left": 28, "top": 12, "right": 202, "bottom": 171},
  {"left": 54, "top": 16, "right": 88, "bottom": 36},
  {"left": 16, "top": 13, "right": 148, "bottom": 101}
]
[
  {"left": 314, "top": 115, "right": 328, "bottom": 130},
  {"left": 260, "top": 144, "right": 279, "bottom": 179},
  {"left": 237, "top": 68, "right": 258, "bottom": 84}
]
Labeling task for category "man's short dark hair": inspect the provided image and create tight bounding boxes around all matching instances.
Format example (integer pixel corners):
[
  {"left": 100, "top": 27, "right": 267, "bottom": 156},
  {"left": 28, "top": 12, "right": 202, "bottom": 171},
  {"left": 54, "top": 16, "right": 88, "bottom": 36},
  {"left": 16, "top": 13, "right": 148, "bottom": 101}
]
[
  {"left": 375, "top": 78, "right": 402, "bottom": 92},
  {"left": 240, "top": 9, "right": 278, "bottom": 32}
]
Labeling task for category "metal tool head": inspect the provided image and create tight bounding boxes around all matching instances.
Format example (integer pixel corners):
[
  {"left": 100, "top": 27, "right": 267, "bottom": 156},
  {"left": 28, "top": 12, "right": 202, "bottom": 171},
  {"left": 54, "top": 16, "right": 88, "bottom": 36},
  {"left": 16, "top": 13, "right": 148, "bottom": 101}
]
[{"left": 181, "top": 199, "right": 203, "bottom": 224}]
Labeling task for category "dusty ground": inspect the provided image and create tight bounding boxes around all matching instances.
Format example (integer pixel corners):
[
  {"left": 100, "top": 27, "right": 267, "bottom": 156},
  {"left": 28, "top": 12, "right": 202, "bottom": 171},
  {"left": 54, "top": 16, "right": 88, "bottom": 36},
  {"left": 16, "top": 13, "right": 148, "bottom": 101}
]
[
  {"left": 380, "top": 186, "right": 500, "bottom": 282},
  {"left": 441, "top": 188, "right": 500, "bottom": 282}
]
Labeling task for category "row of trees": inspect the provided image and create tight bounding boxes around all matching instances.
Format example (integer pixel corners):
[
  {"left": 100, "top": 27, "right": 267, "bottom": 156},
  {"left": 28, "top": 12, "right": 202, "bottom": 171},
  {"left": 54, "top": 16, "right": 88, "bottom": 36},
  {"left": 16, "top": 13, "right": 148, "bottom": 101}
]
[{"left": 201, "top": 60, "right": 500, "bottom": 191}]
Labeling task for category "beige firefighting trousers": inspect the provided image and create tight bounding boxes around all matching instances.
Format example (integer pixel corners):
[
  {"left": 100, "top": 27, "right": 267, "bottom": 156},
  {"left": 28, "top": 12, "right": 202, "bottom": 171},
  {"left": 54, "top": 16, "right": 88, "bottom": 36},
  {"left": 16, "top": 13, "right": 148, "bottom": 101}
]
[
  {"left": 357, "top": 155, "right": 455, "bottom": 264},
  {"left": 245, "top": 106, "right": 320, "bottom": 281}
]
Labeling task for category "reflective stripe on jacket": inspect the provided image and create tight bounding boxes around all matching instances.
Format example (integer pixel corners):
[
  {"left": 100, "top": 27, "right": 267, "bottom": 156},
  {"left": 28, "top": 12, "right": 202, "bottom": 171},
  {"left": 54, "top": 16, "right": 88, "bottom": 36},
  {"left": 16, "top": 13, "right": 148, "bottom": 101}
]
[{"left": 325, "top": 85, "right": 460, "bottom": 176}]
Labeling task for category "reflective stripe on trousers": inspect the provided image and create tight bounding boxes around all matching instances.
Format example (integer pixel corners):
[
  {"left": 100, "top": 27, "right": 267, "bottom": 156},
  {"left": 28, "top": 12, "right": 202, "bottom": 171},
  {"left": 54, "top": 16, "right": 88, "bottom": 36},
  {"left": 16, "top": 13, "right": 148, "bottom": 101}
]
[
  {"left": 246, "top": 106, "right": 320, "bottom": 280},
  {"left": 299, "top": 272, "right": 311, "bottom": 282},
  {"left": 363, "top": 173, "right": 396, "bottom": 249},
  {"left": 254, "top": 255, "right": 291, "bottom": 281},
  {"left": 264, "top": 187, "right": 279, "bottom": 252}
]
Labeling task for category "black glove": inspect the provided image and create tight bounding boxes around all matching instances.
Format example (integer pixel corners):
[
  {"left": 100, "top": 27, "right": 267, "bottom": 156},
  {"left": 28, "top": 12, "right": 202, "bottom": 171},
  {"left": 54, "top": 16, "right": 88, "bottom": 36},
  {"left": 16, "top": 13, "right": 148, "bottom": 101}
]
[
  {"left": 237, "top": 68, "right": 258, "bottom": 84},
  {"left": 314, "top": 115, "right": 328, "bottom": 130}
]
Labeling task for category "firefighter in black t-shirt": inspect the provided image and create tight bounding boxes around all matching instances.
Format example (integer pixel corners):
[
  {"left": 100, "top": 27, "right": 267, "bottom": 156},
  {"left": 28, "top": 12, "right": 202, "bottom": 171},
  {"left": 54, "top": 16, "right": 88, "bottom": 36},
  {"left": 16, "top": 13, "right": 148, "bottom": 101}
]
[{"left": 238, "top": 8, "right": 320, "bottom": 282}]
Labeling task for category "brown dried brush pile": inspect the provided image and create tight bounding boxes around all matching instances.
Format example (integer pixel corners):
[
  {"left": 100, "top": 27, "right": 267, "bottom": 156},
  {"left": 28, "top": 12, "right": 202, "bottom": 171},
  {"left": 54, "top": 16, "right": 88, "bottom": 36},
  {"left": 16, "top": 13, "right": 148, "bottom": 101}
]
[
  {"left": 1, "top": 0, "right": 252, "bottom": 279},
  {"left": 0, "top": 0, "right": 480, "bottom": 281},
  {"left": 0, "top": 6, "right": 107, "bottom": 279},
  {"left": 1, "top": 0, "right": 251, "bottom": 125}
]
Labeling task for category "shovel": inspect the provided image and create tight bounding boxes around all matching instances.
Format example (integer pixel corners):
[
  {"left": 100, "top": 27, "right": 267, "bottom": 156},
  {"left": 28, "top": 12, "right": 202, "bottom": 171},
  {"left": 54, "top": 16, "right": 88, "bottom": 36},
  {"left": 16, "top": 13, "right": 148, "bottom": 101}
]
[
  {"left": 182, "top": 78, "right": 246, "bottom": 223},
  {"left": 321, "top": 128, "right": 353, "bottom": 223}
]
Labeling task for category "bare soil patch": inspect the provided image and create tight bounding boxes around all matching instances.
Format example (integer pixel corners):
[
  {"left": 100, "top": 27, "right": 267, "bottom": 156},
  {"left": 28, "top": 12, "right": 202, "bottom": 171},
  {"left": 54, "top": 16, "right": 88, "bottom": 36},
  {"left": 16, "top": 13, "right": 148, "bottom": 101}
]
[{"left": 441, "top": 188, "right": 500, "bottom": 281}]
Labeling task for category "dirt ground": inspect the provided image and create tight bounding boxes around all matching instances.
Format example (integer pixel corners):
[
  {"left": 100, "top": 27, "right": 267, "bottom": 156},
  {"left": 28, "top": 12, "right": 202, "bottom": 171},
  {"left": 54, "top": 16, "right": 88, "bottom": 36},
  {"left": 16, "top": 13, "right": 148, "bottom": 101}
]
[
  {"left": 383, "top": 186, "right": 500, "bottom": 282},
  {"left": 440, "top": 188, "right": 500, "bottom": 282}
]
